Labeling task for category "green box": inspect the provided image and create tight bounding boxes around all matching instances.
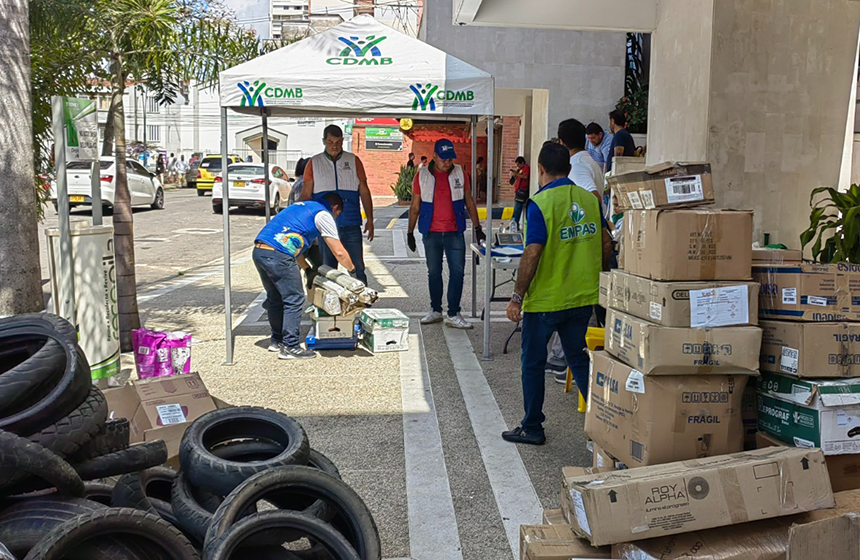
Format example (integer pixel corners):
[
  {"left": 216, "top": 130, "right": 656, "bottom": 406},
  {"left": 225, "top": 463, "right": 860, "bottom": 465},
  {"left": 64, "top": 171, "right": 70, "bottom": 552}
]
[
  {"left": 757, "top": 371, "right": 860, "bottom": 455},
  {"left": 358, "top": 309, "right": 409, "bottom": 333}
]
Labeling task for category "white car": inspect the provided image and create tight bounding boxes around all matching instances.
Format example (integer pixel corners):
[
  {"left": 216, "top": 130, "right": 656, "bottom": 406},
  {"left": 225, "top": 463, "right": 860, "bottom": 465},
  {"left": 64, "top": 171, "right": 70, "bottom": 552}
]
[
  {"left": 212, "top": 163, "right": 292, "bottom": 214},
  {"left": 51, "top": 157, "right": 165, "bottom": 212}
]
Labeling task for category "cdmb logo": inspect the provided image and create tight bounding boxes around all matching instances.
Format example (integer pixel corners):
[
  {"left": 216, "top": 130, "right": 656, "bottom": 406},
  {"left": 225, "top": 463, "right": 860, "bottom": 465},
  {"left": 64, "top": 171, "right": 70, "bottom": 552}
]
[
  {"left": 327, "top": 35, "right": 391, "bottom": 65},
  {"left": 237, "top": 80, "right": 303, "bottom": 107},
  {"left": 410, "top": 83, "right": 475, "bottom": 112}
]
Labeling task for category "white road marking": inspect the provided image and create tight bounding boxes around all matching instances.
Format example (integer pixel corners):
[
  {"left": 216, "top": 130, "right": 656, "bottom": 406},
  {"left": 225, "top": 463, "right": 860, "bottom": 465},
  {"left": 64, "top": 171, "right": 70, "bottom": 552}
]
[
  {"left": 400, "top": 325, "right": 464, "bottom": 560},
  {"left": 392, "top": 229, "right": 407, "bottom": 258},
  {"left": 443, "top": 328, "right": 543, "bottom": 557},
  {"left": 138, "top": 253, "right": 252, "bottom": 303}
]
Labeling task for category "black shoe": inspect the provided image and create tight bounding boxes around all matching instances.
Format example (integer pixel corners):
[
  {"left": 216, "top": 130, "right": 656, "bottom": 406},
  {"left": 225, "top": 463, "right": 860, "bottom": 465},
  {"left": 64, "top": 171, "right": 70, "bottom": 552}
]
[
  {"left": 545, "top": 362, "right": 566, "bottom": 375},
  {"left": 501, "top": 426, "right": 546, "bottom": 445},
  {"left": 279, "top": 345, "right": 316, "bottom": 360},
  {"left": 554, "top": 371, "right": 568, "bottom": 385}
]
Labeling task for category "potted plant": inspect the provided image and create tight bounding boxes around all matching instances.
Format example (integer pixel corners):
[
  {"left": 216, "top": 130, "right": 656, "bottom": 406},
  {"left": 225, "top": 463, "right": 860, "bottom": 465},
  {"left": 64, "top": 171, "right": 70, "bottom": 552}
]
[
  {"left": 391, "top": 164, "right": 416, "bottom": 206},
  {"left": 800, "top": 185, "right": 860, "bottom": 262}
]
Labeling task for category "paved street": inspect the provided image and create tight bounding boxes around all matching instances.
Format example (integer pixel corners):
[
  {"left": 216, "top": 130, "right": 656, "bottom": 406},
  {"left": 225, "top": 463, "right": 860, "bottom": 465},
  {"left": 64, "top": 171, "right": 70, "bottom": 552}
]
[{"left": 37, "top": 190, "right": 591, "bottom": 560}]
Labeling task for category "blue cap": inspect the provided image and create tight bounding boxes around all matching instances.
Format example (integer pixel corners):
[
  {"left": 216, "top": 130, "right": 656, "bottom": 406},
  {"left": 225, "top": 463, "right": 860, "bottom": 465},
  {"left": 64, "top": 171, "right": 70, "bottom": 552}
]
[{"left": 434, "top": 139, "right": 457, "bottom": 160}]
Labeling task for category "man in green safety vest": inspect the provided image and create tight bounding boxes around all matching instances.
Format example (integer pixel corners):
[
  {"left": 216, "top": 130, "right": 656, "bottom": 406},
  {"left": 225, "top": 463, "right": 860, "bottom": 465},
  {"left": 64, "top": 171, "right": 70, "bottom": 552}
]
[{"left": 502, "top": 141, "right": 603, "bottom": 445}]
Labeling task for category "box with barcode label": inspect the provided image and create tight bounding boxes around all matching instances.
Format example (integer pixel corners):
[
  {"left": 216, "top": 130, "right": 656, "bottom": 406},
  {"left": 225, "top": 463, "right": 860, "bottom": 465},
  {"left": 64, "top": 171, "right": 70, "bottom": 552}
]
[
  {"left": 753, "top": 263, "right": 860, "bottom": 322},
  {"left": 757, "top": 371, "right": 860, "bottom": 455},
  {"left": 620, "top": 209, "right": 753, "bottom": 281},
  {"left": 609, "top": 161, "right": 715, "bottom": 211},
  {"left": 607, "top": 269, "right": 759, "bottom": 328},
  {"left": 760, "top": 320, "right": 860, "bottom": 378},
  {"left": 584, "top": 351, "right": 748, "bottom": 467}
]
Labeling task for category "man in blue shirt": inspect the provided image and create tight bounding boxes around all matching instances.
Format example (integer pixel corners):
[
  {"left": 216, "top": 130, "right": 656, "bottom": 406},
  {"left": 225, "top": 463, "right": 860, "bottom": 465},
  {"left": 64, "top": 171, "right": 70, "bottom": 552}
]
[
  {"left": 608, "top": 110, "right": 636, "bottom": 166},
  {"left": 585, "top": 122, "right": 614, "bottom": 173},
  {"left": 253, "top": 192, "right": 356, "bottom": 360}
]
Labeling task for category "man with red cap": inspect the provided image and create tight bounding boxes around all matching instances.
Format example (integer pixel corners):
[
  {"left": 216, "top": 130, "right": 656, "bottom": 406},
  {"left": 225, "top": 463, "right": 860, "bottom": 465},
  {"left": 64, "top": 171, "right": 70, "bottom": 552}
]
[{"left": 407, "top": 139, "right": 485, "bottom": 329}]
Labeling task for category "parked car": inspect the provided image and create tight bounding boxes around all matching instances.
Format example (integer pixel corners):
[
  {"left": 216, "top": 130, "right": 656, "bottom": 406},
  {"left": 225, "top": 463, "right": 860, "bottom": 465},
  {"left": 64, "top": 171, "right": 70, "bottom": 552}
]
[
  {"left": 196, "top": 154, "right": 241, "bottom": 196},
  {"left": 50, "top": 157, "right": 164, "bottom": 212},
  {"left": 186, "top": 152, "right": 203, "bottom": 190},
  {"left": 212, "top": 163, "right": 292, "bottom": 214}
]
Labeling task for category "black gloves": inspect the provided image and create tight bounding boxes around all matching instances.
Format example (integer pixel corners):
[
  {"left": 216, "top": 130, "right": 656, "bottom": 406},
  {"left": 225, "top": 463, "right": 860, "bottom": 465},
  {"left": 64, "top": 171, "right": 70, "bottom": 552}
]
[
  {"left": 474, "top": 225, "right": 486, "bottom": 244},
  {"left": 305, "top": 268, "right": 318, "bottom": 291},
  {"left": 407, "top": 232, "right": 417, "bottom": 253},
  {"left": 348, "top": 269, "right": 358, "bottom": 279}
]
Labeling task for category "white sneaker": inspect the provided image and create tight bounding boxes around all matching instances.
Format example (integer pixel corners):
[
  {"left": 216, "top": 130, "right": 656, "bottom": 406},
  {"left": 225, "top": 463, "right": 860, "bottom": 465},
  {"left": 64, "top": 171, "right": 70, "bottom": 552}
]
[
  {"left": 444, "top": 313, "right": 473, "bottom": 329},
  {"left": 420, "top": 311, "right": 444, "bottom": 324}
]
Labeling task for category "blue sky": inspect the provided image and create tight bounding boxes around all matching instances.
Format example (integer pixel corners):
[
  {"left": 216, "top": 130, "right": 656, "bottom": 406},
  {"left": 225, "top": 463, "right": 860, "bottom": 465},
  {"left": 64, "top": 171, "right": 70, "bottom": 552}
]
[{"left": 225, "top": 0, "right": 270, "bottom": 37}]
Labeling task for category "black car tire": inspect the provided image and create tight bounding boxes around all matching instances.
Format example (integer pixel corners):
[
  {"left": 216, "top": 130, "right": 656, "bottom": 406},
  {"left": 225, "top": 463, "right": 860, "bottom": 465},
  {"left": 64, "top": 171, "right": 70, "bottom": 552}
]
[
  {"left": 197, "top": 189, "right": 206, "bottom": 197},
  {"left": 0, "top": 334, "right": 66, "bottom": 415},
  {"left": 21, "top": 507, "right": 200, "bottom": 560},
  {"left": 0, "top": 496, "right": 107, "bottom": 558},
  {"left": 206, "top": 511, "right": 360, "bottom": 560},
  {"left": 112, "top": 466, "right": 176, "bottom": 512},
  {"left": 170, "top": 470, "right": 223, "bottom": 544},
  {"left": 27, "top": 385, "right": 107, "bottom": 458},
  {"left": 151, "top": 187, "right": 165, "bottom": 210},
  {"left": 74, "top": 440, "right": 168, "bottom": 481},
  {"left": 71, "top": 418, "right": 130, "bottom": 462},
  {"left": 204, "top": 467, "right": 380, "bottom": 560},
  {"left": 0, "top": 430, "right": 84, "bottom": 498},
  {"left": 180, "top": 407, "right": 309, "bottom": 496},
  {"left": 82, "top": 481, "right": 115, "bottom": 506}
]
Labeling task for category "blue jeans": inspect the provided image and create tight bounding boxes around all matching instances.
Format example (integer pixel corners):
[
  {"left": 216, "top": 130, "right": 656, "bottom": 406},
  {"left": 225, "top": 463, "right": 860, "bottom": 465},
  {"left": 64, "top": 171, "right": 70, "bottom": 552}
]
[
  {"left": 423, "top": 231, "right": 466, "bottom": 316},
  {"left": 321, "top": 225, "right": 367, "bottom": 284},
  {"left": 513, "top": 200, "right": 525, "bottom": 227},
  {"left": 520, "top": 306, "right": 592, "bottom": 433},
  {"left": 253, "top": 247, "right": 305, "bottom": 348}
]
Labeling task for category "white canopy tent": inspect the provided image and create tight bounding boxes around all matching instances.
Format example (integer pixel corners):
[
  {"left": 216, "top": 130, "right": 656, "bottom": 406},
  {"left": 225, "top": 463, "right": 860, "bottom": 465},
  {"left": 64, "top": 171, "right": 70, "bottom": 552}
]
[{"left": 217, "top": 15, "right": 499, "bottom": 362}]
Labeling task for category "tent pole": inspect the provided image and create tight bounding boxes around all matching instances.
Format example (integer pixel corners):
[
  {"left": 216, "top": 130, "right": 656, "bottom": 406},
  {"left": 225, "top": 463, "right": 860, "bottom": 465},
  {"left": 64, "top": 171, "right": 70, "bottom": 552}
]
[
  {"left": 262, "top": 109, "right": 272, "bottom": 223},
  {"left": 470, "top": 115, "right": 478, "bottom": 319},
  {"left": 222, "top": 107, "right": 234, "bottom": 365},
  {"left": 483, "top": 113, "right": 494, "bottom": 361}
]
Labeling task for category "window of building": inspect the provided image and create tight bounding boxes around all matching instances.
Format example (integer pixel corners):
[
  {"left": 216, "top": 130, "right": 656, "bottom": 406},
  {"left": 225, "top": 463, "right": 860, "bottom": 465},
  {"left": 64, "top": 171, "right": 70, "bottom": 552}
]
[
  {"left": 147, "top": 125, "right": 160, "bottom": 142},
  {"left": 97, "top": 96, "right": 112, "bottom": 111},
  {"left": 147, "top": 97, "right": 160, "bottom": 114}
]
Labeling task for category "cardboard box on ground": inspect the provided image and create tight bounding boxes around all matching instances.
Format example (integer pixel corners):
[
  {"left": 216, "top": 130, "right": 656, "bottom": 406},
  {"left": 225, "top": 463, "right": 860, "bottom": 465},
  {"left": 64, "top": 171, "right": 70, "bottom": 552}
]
[
  {"left": 103, "top": 373, "right": 218, "bottom": 462},
  {"left": 752, "top": 262, "right": 860, "bottom": 322},
  {"left": 358, "top": 309, "right": 409, "bottom": 353},
  {"left": 620, "top": 209, "right": 753, "bottom": 282},
  {"left": 604, "top": 308, "right": 762, "bottom": 375},
  {"left": 756, "top": 371, "right": 860, "bottom": 455},
  {"left": 608, "top": 162, "right": 715, "bottom": 211},
  {"left": 519, "top": 524, "right": 612, "bottom": 560},
  {"left": 756, "top": 431, "right": 860, "bottom": 493},
  {"left": 561, "top": 446, "right": 834, "bottom": 547},
  {"left": 759, "top": 320, "right": 860, "bottom": 378},
  {"left": 602, "top": 269, "right": 759, "bottom": 328},
  {"left": 585, "top": 351, "right": 748, "bottom": 467},
  {"left": 613, "top": 488, "right": 860, "bottom": 560}
]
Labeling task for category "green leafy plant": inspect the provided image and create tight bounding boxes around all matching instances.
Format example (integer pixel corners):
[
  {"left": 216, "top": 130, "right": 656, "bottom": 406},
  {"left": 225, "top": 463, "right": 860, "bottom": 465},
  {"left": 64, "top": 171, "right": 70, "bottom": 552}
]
[
  {"left": 800, "top": 185, "right": 860, "bottom": 263},
  {"left": 618, "top": 33, "right": 648, "bottom": 134},
  {"left": 391, "top": 164, "right": 416, "bottom": 202}
]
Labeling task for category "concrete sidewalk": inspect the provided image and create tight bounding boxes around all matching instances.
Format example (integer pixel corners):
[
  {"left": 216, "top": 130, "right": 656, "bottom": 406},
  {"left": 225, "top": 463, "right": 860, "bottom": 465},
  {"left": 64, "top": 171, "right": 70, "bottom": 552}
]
[{"left": 132, "top": 232, "right": 591, "bottom": 560}]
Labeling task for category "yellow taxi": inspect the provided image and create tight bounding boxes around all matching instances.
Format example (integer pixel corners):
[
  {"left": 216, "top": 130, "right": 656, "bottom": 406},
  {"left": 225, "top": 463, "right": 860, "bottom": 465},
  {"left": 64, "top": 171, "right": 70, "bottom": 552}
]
[{"left": 196, "top": 154, "right": 242, "bottom": 196}]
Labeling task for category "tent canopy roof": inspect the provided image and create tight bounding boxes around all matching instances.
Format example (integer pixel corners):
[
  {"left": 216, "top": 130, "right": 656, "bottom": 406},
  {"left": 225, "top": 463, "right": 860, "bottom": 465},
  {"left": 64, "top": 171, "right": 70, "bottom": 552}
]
[{"left": 219, "top": 15, "right": 494, "bottom": 118}]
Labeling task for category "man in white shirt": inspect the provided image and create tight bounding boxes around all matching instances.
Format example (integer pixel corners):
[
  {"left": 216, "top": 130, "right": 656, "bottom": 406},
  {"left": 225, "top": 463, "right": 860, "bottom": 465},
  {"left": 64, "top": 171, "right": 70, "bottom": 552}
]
[{"left": 557, "top": 118, "right": 604, "bottom": 214}]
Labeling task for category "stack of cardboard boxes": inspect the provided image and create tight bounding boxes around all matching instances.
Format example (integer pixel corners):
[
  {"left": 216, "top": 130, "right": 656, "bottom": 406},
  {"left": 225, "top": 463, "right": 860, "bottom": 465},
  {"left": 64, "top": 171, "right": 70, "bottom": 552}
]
[
  {"left": 589, "top": 163, "right": 761, "bottom": 469},
  {"left": 753, "top": 252, "right": 860, "bottom": 493}
]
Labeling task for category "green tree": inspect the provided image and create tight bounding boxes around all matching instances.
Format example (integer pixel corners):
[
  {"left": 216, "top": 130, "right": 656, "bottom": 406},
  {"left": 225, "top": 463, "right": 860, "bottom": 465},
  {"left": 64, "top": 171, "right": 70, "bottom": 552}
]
[{"left": 30, "top": 0, "right": 270, "bottom": 349}]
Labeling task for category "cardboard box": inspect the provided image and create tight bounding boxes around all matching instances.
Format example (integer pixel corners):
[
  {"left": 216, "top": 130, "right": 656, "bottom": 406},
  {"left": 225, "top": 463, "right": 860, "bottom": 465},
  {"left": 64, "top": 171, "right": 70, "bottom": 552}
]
[
  {"left": 607, "top": 269, "right": 759, "bottom": 328},
  {"left": 612, "top": 488, "right": 860, "bottom": 560},
  {"left": 757, "top": 371, "right": 860, "bottom": 455},
  {"left": 752, "top": 247, "right": 803, "bottom": 264},
  {"left": 541, "top": 508, "right": 567, "bottom": 526},
  {"left": 621, "top": 209, "right": 753, "bottom": 281},
  {"left": 742, "top": 383, "right": 758, "bottom": 450},
  {"left": 760, "top": 320, "right": 860, "bottom": 378},
  {"left": 585, "top": 351, "right": 748, "bottom": 467},
  {"left": 604, "top": 308, "right": 762, "bottom": 375},
  {"left": 312, "top": 308, "right": 357, "bottom": 340},
  {"left": 598, "top": 271, "right": 610, "bottom": 309},
  {"left": 357, "top": 308, "right": 409, "bottom": 353},
  {"left": 519, "top": 524, "right": 612, "bottom": 560},
  {"left": 756, "top": 431, "right": 860, "bottom": 492},
  {"left": 562, "top": 446, "right": 834, "bottom": 547},
  {"left": 753, "top": 262, "right": 860, "bottom": 321},
  {"left": 128, "top": 373, "right": 217, "bottom": 460},
  {"left": 609, "top": 162, "right": 715, "bottom": 211},
  {"left": 358, "top": 308, "right": 410, "bottom": 331},
  {"left": 592, "top": 441, "right": 625, "bottom": 471}
]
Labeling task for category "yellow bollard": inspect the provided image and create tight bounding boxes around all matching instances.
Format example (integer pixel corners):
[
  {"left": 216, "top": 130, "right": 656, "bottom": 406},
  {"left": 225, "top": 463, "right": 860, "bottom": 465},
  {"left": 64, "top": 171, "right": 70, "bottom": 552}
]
[{"left": 566, "top": 327, "right": 605, "bottom": 413}]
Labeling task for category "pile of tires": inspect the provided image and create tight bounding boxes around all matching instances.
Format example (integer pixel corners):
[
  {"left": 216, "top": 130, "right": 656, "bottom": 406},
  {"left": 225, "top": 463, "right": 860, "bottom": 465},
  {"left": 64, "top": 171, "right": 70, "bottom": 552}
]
[{"left": 0, "top": 314, "right": 381, "bottom": 559}]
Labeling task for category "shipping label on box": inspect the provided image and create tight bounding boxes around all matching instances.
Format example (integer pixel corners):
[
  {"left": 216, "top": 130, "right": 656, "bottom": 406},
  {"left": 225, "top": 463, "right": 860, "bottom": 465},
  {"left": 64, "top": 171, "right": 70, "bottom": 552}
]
[
  {"left": 609, "top": 162, "right": 715, "bottom": 211},
  {"left": 607, "top": 270, "right": 758, "bottom": 328},
  {"left": 520, "top": 524, "right": 612, "bottom": 560},
  {"left": 604, "top": 308, "right": 762, "bottom": 375},
  {"left": 562, "top": 446, "right": 834, "bottom": 547},
  {"left": 621, "top": 209, "right": 753, "bottom": 281},
  {"left": 753, "top": 262, "right": 860, "bottom": 322},
  {"left": 584, "top": 351, "right": 747, "bottom": 467},
  {"left": 760, "top": 320, "right": 860, "bottom": 378},
  {"left": 757, "top": 372, "right": 860, "bottom": 455}
]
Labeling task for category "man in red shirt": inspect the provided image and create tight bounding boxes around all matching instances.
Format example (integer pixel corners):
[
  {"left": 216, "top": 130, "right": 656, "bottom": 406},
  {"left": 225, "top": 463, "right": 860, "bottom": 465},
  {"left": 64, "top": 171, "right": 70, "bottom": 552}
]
[
  {"left": 407, "top": 139, "right": 485, "bottom": 329},
  {"left": 511, "top": 156, "right": 530, "bottom": 227}
]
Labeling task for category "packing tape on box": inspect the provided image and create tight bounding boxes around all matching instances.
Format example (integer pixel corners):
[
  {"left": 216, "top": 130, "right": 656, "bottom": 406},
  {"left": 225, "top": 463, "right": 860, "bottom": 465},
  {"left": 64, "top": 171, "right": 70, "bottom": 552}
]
[{"left": 720, "top": 465, "right": 750, "bottom": 526}]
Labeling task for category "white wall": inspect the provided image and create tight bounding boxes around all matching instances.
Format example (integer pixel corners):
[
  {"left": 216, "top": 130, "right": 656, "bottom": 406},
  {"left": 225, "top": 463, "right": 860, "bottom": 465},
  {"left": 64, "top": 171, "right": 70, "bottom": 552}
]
[{"left": 421, "top": 0, "right": 626, "bottom": 133}]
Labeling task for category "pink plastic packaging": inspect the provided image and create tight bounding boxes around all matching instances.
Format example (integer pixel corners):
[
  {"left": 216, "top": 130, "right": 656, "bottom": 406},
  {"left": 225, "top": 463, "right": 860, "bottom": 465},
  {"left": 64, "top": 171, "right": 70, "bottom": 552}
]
[{"left": 132, "top": 328, "right": 191, "bottom": 379}]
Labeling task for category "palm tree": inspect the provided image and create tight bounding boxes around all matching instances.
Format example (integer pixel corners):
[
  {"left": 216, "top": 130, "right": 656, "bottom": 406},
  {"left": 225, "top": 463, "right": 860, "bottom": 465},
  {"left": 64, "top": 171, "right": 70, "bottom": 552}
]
[{"left": 30, "top": 0, "right": 270, "bottom": 349}]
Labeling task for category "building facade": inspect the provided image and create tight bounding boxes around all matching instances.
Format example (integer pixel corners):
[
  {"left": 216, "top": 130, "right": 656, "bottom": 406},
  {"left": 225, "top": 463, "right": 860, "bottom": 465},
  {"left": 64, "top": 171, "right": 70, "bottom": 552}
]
[{"left": 270, "top": 0, "right": 310, "bottom": 40}]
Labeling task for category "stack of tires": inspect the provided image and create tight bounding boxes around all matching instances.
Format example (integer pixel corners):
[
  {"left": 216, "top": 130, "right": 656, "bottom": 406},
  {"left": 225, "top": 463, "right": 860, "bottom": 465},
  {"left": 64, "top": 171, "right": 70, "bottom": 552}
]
[{"left": 0, "top": 314, "right": 381, "bottom": 559}]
